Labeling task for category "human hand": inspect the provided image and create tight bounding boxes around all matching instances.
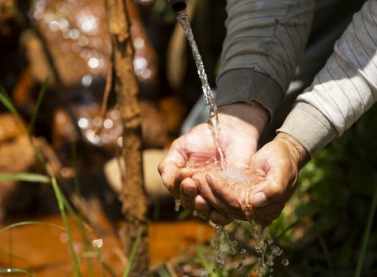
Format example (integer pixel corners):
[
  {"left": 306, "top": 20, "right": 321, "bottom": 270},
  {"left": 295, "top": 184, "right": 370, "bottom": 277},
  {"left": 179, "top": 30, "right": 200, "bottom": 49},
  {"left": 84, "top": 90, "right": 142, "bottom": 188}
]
[
  {"left": 158, "top": 102, "right": 269, "bottom": 223},
  {"left": 192, "top": 132, "right": 309, "bottom": 227}
]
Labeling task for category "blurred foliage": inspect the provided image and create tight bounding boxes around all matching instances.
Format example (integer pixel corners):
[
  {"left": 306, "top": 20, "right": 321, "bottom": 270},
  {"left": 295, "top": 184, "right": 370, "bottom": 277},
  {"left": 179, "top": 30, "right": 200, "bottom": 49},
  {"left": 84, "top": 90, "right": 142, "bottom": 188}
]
[{"left": 269, "top": 103, "right": 377, "bottom": 277}]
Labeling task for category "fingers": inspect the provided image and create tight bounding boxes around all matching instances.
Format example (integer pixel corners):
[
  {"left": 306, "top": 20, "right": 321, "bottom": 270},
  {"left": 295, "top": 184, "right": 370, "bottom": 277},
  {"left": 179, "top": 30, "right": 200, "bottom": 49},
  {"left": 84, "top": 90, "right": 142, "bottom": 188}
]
[
  {"left": 248, "top": 169, "right": 297, "bottom": 210},
  {"left": 159, "top": 160, "right": 194, "bottom": 199},
  {"left": 180, "top": 188, "right": 232, "bottom": 225},
  {"left": 192, "top": 195, "right": 233, "bottom": 225},
  {"left": 249, "top": 180, "right": 283, "bottom": 208},
  {"left": 192, "top": 172, "right": 233, "bottom": 217},
  {"left": 209, "top": 209, "right": 233, "bottom": 225},
  {"left": 249, "top": 202, "right": 285, "bottom": 228},
  {"left": 180, "top": 177, "right": 198, "bottom": 210}
]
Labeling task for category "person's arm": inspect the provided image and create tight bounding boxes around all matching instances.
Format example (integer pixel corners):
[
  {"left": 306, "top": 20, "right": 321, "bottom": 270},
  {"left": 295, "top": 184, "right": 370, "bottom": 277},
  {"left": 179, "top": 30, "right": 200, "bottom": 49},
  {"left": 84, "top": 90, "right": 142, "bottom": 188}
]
[
  {"left": 216, "top": 0, "right": 316, "bottom": 119},
  {"left": 278, "top": 0, "right": 377, "bottom": 157}
]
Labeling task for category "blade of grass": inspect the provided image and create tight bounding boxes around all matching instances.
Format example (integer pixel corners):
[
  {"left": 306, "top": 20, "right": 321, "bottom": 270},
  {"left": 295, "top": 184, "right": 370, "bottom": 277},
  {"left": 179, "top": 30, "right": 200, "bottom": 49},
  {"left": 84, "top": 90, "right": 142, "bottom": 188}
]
[
  {"left": 0, "top": 173, "right": 50, "bottom": 183},
  {"left": 58, "top": 190, "right": 117, "bottom": 277},
  {"left": 156, "top": 265, "right": 171, "bottom": 277},
  {"left": 0, "top": 221, "right": 66, "bottom": 234},
  {"left": 28, "top": 72, "right": 51, "bottom": 136},
  {"left": 354, "top": 176, "right": 377, "bottom": 277},
  {"left": 0, "top": 86, "right": 28, "bottom": 135},
  {"left": 0, "top": 85, "right": 45, "bottom": 165},
  {"left": 316, "top": 230, "right": 333, "bottom": 276},
  {"left": 0, "top": 268, "right": 31, "bottom": 276},
  {"left": 51, "top": 176, "right": 82, "bottom": 277},
  {"left": 153, "top": 200, "right": 161, "bottom": 222},
  {"left": 71, "top": 140, "right": 95, "bottom": 277},
  {"left": 122, "top": 226, "right": 143, "bottom": 277},
  {"left": 177, "top": 209, "right": 191, "bottom": 220},
  {"left": 196, "top": 245, "right": 217, "bottom": 277},
  {"left": 274, "top": 219, "right": 299, "bottom": 241}
]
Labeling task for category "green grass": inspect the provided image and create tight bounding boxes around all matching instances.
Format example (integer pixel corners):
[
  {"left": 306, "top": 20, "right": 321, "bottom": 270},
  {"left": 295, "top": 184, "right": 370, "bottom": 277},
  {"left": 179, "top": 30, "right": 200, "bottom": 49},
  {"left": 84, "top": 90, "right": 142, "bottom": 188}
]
[{"left": 122, "top": 226, "right": 143, "bottom": 277}]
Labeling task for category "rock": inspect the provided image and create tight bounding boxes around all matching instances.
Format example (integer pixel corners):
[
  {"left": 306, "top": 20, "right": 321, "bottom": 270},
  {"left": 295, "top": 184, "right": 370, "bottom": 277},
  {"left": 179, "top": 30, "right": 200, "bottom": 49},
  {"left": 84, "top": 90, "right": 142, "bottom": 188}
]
[{"left": 104, "top": 148, "right": 170, "bottom": 203}]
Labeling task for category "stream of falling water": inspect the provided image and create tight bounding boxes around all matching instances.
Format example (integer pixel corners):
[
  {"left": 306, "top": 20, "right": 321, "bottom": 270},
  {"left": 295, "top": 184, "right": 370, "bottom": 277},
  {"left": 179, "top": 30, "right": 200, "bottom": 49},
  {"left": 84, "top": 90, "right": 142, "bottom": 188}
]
[
  {"left": 174, "top": 9, "right": 288, "bottom": 276},
  {"left": 175, "top": 10, "right": 225, "bottom": 169}
]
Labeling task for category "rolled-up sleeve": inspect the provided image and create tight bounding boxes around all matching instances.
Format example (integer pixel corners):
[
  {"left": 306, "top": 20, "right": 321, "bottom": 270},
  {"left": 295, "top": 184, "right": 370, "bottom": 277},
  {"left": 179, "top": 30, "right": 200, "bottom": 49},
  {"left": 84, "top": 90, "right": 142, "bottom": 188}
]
[
  {"left": 278, "top": 0, "right": 377, "bottom": 157},
  {"left": 216, "top": 0, "right": 316, "bottom": 118}
]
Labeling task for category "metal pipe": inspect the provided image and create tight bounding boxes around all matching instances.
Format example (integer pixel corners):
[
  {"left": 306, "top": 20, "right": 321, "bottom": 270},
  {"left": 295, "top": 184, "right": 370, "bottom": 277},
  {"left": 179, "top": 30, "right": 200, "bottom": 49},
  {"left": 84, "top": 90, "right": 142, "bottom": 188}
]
[{"left": 169, "top": 0, "right": 187, "bottom": 12}]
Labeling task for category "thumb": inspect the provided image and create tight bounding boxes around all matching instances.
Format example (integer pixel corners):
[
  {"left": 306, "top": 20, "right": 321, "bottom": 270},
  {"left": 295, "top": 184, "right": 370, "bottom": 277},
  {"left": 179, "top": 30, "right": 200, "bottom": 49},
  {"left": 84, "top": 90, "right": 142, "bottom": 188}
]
[
  {"left": 248, "top": 180, "right": 279, "bottom": 208},
  {"left": 248, "top": 160, "right": 297, "bottom": 208}
]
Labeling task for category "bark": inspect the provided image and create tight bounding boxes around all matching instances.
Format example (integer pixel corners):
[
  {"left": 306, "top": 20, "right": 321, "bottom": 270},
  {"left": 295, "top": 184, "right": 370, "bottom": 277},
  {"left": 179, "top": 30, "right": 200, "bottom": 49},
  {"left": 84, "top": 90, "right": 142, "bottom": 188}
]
[{"left": 104, "top": 0, "right": 149, "bottom": 276}]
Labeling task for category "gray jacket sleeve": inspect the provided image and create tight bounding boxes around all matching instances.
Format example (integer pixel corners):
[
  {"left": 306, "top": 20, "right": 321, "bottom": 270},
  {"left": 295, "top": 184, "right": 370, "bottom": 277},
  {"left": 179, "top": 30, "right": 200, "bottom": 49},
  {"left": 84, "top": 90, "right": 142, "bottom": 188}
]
[
  {"left": 216, "top": 0, "right": 316, "bottom": 119},
  {"left": 278, "top": 0, "right": 377, "bottom": 157}
]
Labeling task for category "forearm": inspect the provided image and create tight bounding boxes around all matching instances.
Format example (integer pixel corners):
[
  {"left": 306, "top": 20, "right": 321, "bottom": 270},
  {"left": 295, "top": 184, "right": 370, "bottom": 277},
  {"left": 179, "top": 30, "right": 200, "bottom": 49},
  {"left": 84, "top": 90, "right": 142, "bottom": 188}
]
[
  {"left": 278, "top": 0, "right": 377, "bottom": 157},
  {"left": 216, "top": 0, "right": 316, "bottom": 118},
  {"left": 218, "top": 101, "right": 270, "bottom": 137}
]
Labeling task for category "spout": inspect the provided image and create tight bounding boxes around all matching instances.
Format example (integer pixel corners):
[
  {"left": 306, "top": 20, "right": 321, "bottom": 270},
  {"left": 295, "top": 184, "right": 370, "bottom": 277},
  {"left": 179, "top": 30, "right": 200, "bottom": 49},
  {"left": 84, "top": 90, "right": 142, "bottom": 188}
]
[{"left": 169, "top": 0, "right": 187, "bottom": 12}]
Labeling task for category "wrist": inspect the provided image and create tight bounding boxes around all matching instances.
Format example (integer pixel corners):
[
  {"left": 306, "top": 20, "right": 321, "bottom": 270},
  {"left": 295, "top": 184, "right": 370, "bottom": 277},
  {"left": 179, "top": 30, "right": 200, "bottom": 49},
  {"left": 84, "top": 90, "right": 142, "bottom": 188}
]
[
  {"left": 275, "top": 132, "right": 310, "bottom": 169},
  {"left": 217, "top": 101, "right": 269, "bottom": 137}
]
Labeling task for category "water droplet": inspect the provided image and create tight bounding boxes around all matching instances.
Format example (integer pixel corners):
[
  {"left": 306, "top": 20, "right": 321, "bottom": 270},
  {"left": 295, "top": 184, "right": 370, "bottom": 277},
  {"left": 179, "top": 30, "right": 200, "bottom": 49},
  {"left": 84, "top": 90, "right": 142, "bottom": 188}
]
[
  {"left": 200, "top": 269, "right": 208, "bottom": 277},
  {"left": 92, "top": 239, "right": 103, "bottom": 248},
  {"left": 174, "top": 199, "right": 181, "bottom": 211},
  {"left": 192, "top": 210, "right": 197, "bottom": 216},
  {"left": 49, "top": 20, "right": 59, "bottom": 32},
  {"left": 58, "top": 18, "right": 69, "bottom": 30},
  {"left": 111, "top": 109, "right": 121, "bottom": 120},
  {"left": 81, "top": 74, "right": 93, "bottom": 87},
  {"left": 183, "top": 264, "right": 192, "bottom": 273},
  {"left": 78, "top": 13, "right": 99, "bottom": 34},
  {"left": 282, "top": 259, "right": 289, "bottom": 266},
  {"left": 133, "top": 57, "right": 147, "bottom": 71},
  {"left": 88, "top": 57, "right": 99, "bottom": 68},
  {"left": 78, "top": 36, "right": 89, "bottom": 47},
  {"left": 240, "top": 248, "right": 246, "bottom": 255},
  {"left": 259, "top": 263, "right": 268, "bottom": 271},
  {"left": 133, "top": 37, "right": 145, "bottom": 48},
  {"left": 104, "top": 119, "right": 113, "bottom": 129},
  {"left": 266, "top": 260, "right": 274, "bottom": 267},
  {"left": 86, "top": 129, "right": 99, "bottom": 144},
  {"left": 68, "top": 28, "right": 80, "bottom": 40},
  {"left": 255, "top": 245, "right": 263, "bottom": 254},
  {"left": 140, "top": 68, "right": 152, "bottom": 79},
  {"left": 78, "top": 118, "right": 89, "bottom": 128}
]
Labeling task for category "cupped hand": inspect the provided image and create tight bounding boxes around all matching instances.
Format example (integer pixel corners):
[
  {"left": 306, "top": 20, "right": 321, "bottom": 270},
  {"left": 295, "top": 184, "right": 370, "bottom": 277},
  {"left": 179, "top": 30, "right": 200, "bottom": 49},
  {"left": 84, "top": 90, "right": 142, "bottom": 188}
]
[
  {"left": 158, "top": 102, "right": 269, "bottom": 224},
  {"left": 193, "top": 132, "right": 309, "bottom": 227}
]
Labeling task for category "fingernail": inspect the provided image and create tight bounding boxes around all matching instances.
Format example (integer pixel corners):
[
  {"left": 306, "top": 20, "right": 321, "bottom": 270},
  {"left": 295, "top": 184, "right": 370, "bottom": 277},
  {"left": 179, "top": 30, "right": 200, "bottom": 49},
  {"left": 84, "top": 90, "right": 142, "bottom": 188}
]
[{"left": 251, "top": 192, "right": 267, "bottom": 207}]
